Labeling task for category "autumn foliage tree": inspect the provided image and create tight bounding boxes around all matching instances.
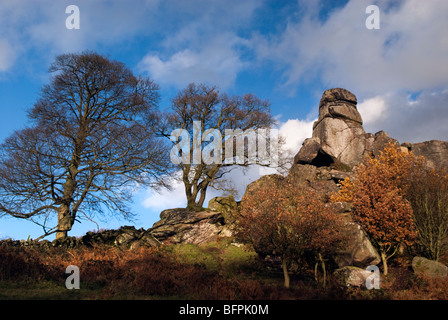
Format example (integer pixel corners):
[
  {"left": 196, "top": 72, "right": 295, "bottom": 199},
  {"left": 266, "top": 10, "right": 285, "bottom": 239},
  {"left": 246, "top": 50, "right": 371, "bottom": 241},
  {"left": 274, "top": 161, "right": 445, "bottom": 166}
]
[
  {"left": 237, "top": 176, "right": 347, "bottom": 288},
  {"left": 333, "top": 142, "right": 419, "bottom": 274}
]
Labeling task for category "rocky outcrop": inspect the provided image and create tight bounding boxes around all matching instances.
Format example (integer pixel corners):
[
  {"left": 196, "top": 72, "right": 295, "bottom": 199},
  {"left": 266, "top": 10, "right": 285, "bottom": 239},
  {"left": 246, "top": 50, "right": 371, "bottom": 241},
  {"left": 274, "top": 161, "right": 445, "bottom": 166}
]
[
  {"left": 208, "top": 195, "right": 239, "bottom": 225},
  {"left": 295, "top": 88, "right": 400, "bottom": 169},
  {"left": 148, "top": 208, "right": 231, "bottom": 245},
  {"left": 295, "top": 88, "right": 367, "bottom": 169}
]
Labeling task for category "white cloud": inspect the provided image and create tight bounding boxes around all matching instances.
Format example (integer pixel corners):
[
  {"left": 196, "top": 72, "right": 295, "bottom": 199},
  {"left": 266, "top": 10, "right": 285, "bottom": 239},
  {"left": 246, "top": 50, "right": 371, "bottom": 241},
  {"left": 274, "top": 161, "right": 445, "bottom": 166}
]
[
  {"left": 0, "top": 38, "right": 14, "bottom": 71},
  {"left": 359, "top": 89, "right": 448, "bottom": 143},
  {"left": 139, "top": 34, "right": 247, "bottom": 89},
  {"left": 0, "top": 0, "right": 161, "bottom": 72},
  {"left": 278, "top": 118, "right": 315, "bottom": 153},
  {"left": 357, "top": 96, "right": 388, "bottom": 125},
  {"left": 142, "top": 177, "right": 186, "bottom": 210},
  {"left": 254, "top": 0, "right": 448, "bottom": 95},
  {"left": 136, "top": 0, "right": 261, "bottom": 89}
]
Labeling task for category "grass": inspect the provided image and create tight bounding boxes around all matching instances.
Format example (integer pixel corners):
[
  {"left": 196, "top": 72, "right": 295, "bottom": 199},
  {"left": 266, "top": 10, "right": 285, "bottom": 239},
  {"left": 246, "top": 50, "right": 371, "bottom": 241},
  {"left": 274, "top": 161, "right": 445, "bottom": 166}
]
[
  {"left": 0, "top": 280, "right": 93, "bottom": 300},
  {"left": 166, "top": 239, "right": 261, "bottom": 276},
  {"left": 1, "top": 240, "right": 447, "bottom": 300}
]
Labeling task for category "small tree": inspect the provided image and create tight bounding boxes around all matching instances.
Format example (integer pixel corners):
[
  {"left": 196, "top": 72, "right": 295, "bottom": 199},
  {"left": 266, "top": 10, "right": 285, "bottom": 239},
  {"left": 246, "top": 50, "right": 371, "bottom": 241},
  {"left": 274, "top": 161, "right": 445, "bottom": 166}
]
[
  {"left": 0, "top": 52, "right": 171, "bottom": 239},
  {"left": 238, "top": 177, "right": 346, "bottom": 288},
  {"left": 406, "top": 166, "right": 448, "bottom": 261},
  {"left": 333, "top": 143, "right": 418, "bottom": 274}
]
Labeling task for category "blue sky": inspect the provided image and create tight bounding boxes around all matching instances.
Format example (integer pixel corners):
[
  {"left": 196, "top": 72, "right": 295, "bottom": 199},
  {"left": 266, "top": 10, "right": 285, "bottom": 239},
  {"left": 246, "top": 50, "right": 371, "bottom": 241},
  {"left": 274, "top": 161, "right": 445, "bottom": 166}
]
[{"left": 1, "top": 0, "right": 448, "bottom": 240}]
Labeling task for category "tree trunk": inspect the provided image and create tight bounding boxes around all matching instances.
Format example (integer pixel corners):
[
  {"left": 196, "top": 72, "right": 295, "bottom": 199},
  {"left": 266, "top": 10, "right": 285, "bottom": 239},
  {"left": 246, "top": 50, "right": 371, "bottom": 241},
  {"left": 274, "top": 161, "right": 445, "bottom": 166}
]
[
  {"left": 56, "top": 204, "right": 73, "bottom": 240},
  {"left": 319, "top": 253, "right": 326, "bottom": 288},
  {"left": 186, "top": 196, "right": 197, "bottom": 210},
  {"left": 55, "top": 142, "right": 80, "bottom": 239},
  {"left": 197, "top": 188, "right": 207, "bottom": 209},
  {"left": 380, "top": 251, "right": 388, "bottom": 275},
  {"left": 281, "top": 257, "right": 290, "bottom": 289},
  {"left": 314, "top": 253, "right": 327, "bottom": 288},
  {"left": 186, "top": 185, "right": 207, "bottom": 210}
]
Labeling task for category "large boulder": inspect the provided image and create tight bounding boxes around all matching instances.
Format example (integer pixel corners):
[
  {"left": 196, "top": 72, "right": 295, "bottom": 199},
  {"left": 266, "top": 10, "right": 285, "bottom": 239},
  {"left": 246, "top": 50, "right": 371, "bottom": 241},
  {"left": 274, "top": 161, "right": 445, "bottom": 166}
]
[
  {"left": 148, "top": 208, "right": 229, "bottom": 245},
  {"left": 333, "top": 266, "right": 375, "bottom": 288},
  {"left": 208, "top": 195, "right": 239, "bottom": 225},
  {"left": 412, "top": 256, "right": 448, "bottom": 278},
  {"left": 334, "top": 219, "right": 381, "bottom": 268}
]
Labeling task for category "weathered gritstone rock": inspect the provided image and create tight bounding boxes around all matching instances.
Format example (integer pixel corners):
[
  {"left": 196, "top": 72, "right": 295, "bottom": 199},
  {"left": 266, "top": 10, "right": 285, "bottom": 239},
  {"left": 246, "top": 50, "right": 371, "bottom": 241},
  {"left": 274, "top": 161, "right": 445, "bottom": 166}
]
[
  {"left": 334, "top": 220, "right": 381, "bottom": 268},
  {"left": 296, "top": 88, "right": 367, "bottom": 169},
  {"left": 412, "top": 256, "right": 448, "bottom": 278},
  {"left": 295, "top": 88, "right": 401, "bottom": 169},
  {"left": 333, "top": 266, "right": 374, "bottom": 288},
  {"left": 208, "top": 195, "right": 239, "bottom": 225},
  {"left": 148, "top": 208, "right": 229, "bottom": 245}
]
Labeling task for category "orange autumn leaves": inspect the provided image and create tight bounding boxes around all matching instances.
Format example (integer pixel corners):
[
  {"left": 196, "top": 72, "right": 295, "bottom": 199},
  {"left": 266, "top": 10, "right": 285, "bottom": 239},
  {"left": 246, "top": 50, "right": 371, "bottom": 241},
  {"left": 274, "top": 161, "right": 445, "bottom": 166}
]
[
  {"left": 332, "top": 142, "right": 421, "bottom": 274},
  {"left": 239, "top": 141, "right": 425, "bottom": 277},
  {"left": 238, "top": 176, "right": 346, "bottom": 264},
  {"left": 239, "top": 178, "right": 345, "bottom": 256},
  {"left": 237, "top": 175, "right": 347, "bottom": 287}
]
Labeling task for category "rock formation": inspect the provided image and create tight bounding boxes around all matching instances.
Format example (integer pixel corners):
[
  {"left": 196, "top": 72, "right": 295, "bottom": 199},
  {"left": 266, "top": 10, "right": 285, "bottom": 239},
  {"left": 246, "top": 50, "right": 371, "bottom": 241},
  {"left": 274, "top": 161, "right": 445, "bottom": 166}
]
[
  {"left": 295, "top": 88, "right": 367, "bottom": 168},
  {"left": 295, "top": 88, "right": 401, "bottom": 169},
  {"left": 148, "top": 208, "right": 232, "bottom": 245},
  {"left": 207, "top": 195, "right": 239, "bottom": 225},
  {"left": 296, "top": 88, "right": 448, "bottom": 171},
  {"left": 406, "top": 140, "right": 448, "bottom": 169}
]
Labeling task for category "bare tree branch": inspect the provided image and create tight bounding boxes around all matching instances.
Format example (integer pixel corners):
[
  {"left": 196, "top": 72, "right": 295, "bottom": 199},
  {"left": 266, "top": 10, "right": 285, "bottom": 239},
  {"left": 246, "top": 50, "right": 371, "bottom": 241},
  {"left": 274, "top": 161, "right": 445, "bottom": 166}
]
[{"left": 0, "top": 51, "right": 173, "bottom": 239}]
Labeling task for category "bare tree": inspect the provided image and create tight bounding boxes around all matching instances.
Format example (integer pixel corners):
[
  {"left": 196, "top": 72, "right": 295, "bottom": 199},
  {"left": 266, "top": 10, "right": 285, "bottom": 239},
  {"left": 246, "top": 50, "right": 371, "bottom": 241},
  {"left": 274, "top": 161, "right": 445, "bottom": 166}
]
[
  {"left": 158, "top": 83, "right": 278, "bottom": 210},
  {"left": 0, "top": 52, "right": 172, "bottom": 239}
]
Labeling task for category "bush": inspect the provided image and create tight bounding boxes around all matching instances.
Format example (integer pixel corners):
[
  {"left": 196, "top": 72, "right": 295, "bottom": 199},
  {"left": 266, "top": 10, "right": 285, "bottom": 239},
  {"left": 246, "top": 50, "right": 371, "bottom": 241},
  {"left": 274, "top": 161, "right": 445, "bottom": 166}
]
[
  {"left": 0, "top": 246, "right": 46, "bottom": 281},
  {"left": 406, "top": 167, "right": 448, "bottom": 261},
  {"left": 237, "top": 176, "right": 347, "bottom": 288}
]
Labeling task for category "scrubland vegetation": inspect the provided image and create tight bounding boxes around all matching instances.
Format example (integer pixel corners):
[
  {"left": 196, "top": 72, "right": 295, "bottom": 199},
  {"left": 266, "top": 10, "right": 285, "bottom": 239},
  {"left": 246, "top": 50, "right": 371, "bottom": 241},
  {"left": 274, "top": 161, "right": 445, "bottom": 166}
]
[{"left": 1, "top": 239, "right": 447, "bottom": 300}]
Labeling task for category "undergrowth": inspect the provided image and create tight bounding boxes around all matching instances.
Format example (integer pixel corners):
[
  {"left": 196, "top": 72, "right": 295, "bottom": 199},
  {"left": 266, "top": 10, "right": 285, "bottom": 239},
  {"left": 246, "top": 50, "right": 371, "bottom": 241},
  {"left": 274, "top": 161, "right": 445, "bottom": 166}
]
[{"left": 0, "top": 241, "right": 447, "bottom": 300}]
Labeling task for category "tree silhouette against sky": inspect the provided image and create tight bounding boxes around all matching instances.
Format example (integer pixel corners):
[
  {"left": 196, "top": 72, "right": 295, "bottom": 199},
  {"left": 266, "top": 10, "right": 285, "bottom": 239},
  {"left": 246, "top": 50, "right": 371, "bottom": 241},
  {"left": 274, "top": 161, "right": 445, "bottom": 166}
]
[{"left": 0, "top": 52, "right": 172, "bottom": 240}]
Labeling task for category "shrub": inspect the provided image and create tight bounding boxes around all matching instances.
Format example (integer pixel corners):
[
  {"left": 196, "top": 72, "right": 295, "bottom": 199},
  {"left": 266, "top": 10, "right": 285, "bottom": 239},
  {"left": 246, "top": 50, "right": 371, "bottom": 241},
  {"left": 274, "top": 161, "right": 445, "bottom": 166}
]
[
  {"left": 237, "top": 176, "right": 347, "bottom": 288},
  {"left": 0, "top": 246, "right": 46, "bottom": 281},
  {"left": 406, "top": 167, "right": 448, "bottom": 261}
]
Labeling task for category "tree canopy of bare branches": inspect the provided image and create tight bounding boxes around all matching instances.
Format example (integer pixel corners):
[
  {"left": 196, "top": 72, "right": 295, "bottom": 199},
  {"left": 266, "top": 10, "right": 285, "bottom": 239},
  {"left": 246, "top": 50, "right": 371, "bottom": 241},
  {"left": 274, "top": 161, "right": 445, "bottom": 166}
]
[
  {"left": 158, "top": 83, "right": 277, "bottom": 210},
  {"left": 0, "top": 52, "right": 172, "bottom": 239}
]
